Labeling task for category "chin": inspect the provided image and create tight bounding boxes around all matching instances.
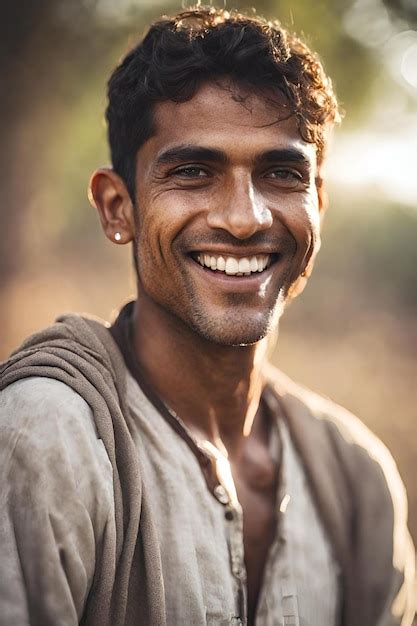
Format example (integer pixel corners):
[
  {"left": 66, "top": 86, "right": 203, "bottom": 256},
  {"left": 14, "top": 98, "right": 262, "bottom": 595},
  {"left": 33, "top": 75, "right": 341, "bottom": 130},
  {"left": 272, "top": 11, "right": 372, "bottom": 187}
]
[
  {"left": 188, "top": 306, "right": 282, "bottom": 347},
  {"left": 201, "top": 328, "right": 268, "bottom": 347}
]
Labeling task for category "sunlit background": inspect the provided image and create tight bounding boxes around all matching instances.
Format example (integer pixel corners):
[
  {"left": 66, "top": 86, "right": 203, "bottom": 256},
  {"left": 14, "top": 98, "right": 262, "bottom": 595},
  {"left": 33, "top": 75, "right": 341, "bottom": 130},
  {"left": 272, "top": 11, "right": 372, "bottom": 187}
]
[{"left": 1, "top": 0, "right": 416, "bottom": 542}]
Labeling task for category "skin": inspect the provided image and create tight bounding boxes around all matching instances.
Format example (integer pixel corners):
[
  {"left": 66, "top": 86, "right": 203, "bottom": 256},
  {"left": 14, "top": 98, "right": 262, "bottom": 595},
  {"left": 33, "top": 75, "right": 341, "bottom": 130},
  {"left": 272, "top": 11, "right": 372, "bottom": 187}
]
[{"left": 90, "top": 80, "right": 326, "bottom": 624}]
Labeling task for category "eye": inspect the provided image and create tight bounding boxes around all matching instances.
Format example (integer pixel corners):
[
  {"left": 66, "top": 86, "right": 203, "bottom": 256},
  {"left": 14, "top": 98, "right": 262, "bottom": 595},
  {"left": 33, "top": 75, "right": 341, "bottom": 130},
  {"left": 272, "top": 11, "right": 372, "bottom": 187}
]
[
  {"left": 172, "top": 165, "right": 209, "bottom": 178},
  {"left": 264, "top": 168, "right": 303, "bottom": 188}
]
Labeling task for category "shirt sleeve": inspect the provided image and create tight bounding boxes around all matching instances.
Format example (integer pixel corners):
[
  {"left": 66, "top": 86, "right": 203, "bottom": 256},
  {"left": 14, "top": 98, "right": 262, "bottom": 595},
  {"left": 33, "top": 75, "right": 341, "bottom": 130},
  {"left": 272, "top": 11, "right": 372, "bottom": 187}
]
[
  {"left": 0, "top": 377, "right": 114, "bottom": 626},
  {"left": 376, "top": 467, "right": 416, "bottom": 626},
  {"left": 340, "top": 409, "right": 416, "bottom": 626}
]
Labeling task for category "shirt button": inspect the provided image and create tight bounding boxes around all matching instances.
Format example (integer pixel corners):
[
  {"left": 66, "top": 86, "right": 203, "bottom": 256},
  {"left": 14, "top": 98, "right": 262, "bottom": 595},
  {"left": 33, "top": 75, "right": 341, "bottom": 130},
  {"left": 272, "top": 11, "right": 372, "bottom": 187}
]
[
  {"left": 225, "top": 509, "right": 234, "bottom": 521},
  {"left": 214, "top": 484, "right": 229, "bottom": 504},
  {"left": 232, "top": 564, "right": 245, "bottom": 578}
]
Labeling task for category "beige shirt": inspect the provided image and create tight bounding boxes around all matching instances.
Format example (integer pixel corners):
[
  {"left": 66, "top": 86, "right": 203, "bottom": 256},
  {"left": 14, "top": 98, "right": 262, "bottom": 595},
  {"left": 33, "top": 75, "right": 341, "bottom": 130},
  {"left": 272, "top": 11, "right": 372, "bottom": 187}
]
[
  {"left": 0, "top": 371, "right": 342, "bottom": 625},
  {"left": 125, "top": 370, "right": 342, "bottom": 625}
]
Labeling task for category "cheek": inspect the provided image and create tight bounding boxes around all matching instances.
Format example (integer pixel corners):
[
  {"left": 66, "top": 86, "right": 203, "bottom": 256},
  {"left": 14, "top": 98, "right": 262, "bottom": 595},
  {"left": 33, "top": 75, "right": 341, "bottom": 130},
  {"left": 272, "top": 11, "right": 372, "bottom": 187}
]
[
  {"left": 275, "top": 193, "right": 320, "bottom": 249},
  {"left": 303, "top": 195, "right": 321, "bottom": 241},
  {"left": 296, "top": 190, "right": 320, "bottom": 225},
  {"left": 300, "top": 195, "right": 322, "bottom": 267},
  {"left": 135, "top": 191, "right": 194, "bottom": 268}
]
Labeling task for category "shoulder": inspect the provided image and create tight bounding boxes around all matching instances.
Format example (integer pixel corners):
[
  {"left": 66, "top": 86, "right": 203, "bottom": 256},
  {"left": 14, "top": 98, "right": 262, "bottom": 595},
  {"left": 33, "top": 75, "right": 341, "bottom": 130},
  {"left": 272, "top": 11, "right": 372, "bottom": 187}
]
[
  {"left": 0, "top": 379, "right": 115, "bottom": 623},
  {"left": 0, "top": 376, "right": 113, "bottom": 517},
  {"left": 264, "top": 364, "right": 415, "bottom": 600},
  {"left": 1, "top": 375, "right": 95, "bottom": 419},
  {"left": 264, "top": 362, "right": 402, "bottom": 490},
  {"left": 263, "top": 363, "right": 410, "bottom": 545},
  {"left": 1, "top": 375, "right": 103, "bottom": 450}
]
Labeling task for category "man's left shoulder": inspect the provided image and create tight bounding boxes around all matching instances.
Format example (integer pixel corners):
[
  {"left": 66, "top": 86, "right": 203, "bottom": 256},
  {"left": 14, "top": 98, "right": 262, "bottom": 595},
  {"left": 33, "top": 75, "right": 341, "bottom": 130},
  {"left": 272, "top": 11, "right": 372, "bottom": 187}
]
[
  {"left": 264, "top": 361, "right": 402, "bottom": 490},
  {"left": 264, "top": 363, "right": 416, "bottom": 623}
]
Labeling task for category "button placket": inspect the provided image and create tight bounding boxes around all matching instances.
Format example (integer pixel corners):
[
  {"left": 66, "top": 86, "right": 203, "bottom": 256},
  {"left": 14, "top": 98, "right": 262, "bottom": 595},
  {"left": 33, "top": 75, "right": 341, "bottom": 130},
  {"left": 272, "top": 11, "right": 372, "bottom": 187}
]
[
  {"left": 198, "top": 439, "right": 248, "bottom": 623},
  {"left": 225, "top": 501, "right": 248, "bottom": 624},
  {"left": 214, "top": 484, "right": 230, "bottom": 505},
  {"left": 282, "top": 583, "right": 300, "bottom": 626},
  {"left": 254, "top": 417, "right": 294, "bottom": 624}
]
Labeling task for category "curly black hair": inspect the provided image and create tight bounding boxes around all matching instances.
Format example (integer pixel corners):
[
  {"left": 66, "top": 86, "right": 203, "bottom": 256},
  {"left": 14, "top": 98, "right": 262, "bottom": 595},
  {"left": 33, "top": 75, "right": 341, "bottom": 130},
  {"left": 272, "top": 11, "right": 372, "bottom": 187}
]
[{"left": 106, "top": 7, "right": 340, "bottom": 199}]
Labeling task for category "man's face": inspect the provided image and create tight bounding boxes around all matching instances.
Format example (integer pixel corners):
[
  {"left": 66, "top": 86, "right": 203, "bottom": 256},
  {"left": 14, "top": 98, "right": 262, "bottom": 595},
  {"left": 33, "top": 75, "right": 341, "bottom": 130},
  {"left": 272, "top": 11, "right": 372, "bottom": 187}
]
[{"left": 133, "top": 81, "right": 323, "bottom": 346}]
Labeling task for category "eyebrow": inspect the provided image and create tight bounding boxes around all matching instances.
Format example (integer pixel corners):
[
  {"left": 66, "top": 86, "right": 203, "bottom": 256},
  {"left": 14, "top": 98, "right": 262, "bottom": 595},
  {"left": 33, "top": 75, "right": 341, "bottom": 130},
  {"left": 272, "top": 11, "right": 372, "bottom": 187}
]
[
  {"left": 156, "top": 145, "right": 228, "bottom": 166},
  {"left": 155, "top": 144, "right": 312, "bottom": 168},
  {"left": 259, "top": 148, "right": 312, "bottom": 167}
]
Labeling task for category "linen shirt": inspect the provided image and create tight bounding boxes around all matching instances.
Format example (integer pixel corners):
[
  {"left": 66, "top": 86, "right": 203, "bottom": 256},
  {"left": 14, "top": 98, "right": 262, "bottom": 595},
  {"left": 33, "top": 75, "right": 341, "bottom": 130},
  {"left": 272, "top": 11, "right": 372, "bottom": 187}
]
[
  {"left": 0, "top": 370, "right": 342, "bottom": 626},
  {"left": 123, "top": 369, "right": 343, "bottom": 625},
  {"left": 2, "top": 307, "right": 414, "bottom": 625}
]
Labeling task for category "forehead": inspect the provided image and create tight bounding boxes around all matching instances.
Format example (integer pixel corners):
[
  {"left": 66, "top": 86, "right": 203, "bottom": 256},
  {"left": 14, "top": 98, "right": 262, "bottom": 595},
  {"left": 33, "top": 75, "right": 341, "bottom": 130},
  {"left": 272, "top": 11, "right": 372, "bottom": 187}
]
[{"left": 143, "top": 81, "right": 317, "bottom": 166}]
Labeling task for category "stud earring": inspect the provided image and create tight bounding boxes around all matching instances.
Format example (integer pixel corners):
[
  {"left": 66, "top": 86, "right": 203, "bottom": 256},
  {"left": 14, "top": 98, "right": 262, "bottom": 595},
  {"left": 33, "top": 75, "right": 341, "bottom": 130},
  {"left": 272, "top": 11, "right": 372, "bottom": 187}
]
[{"left": 114, "top": 232, "right": 122, "bottom": 242}]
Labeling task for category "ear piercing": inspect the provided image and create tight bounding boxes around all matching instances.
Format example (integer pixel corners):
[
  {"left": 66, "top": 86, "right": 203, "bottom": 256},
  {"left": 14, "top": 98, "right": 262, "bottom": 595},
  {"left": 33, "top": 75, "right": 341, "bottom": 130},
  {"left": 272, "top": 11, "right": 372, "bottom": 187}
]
[{"left": 114, "top": 232, "right": 122, "bottom": 242}]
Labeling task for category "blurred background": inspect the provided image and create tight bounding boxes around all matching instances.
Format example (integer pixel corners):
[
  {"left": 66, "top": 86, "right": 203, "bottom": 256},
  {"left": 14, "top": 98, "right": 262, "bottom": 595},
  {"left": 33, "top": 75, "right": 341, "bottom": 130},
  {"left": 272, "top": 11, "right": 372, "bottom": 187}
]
[{"left": 1, "top": 0, "right": 416, "bottom": 542}]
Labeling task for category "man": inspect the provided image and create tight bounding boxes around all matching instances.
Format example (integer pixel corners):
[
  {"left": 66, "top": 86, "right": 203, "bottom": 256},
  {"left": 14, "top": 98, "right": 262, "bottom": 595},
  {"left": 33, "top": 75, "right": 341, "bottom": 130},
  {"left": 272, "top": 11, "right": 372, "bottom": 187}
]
[{"left": 0, "top": 7, "right": 415, "bottom": 626}]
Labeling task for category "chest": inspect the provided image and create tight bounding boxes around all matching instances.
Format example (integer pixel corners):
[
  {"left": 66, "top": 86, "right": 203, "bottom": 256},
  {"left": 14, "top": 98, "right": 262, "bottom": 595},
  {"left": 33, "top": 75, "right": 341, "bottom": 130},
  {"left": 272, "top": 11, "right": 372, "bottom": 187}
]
[
  {"left": 127, "top": 375, "right": 342, "bottom": 626},
  {"left": 231, "top": 442, "right": 280, "bottom": 624}
]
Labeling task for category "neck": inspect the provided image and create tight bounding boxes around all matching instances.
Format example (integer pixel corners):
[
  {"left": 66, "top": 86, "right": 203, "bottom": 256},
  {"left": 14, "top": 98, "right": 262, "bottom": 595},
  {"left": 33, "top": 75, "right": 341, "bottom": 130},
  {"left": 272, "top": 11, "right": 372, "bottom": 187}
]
[{"left": 132, "top": 296, "right": 272, "bottom": 456}]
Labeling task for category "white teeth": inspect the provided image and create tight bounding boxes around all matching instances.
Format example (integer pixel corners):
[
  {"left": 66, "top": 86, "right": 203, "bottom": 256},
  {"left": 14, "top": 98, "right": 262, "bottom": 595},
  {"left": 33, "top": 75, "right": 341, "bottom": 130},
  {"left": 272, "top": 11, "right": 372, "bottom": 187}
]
[
  {"left": 238, "top": 258, "right": 251, "bottom": 274},
  {"left": 257, "top": 255, "right": 267, "bottom": 271},
  {"left": 225, "top": 257, "right": 239, "bottom": 275},
  {"left": 197, "top": 253, "right": 271, "bottom": 275},
  {"left": 217, "top": 256, "right": 226, "bottom": 271}
]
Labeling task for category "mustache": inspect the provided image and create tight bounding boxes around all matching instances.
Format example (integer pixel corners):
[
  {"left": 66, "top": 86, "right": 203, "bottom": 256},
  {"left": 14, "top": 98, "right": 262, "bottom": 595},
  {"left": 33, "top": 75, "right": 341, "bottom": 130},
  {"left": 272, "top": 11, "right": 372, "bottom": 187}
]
[{"left": 178, "top": 231, "right": 296, "bottom": 252}]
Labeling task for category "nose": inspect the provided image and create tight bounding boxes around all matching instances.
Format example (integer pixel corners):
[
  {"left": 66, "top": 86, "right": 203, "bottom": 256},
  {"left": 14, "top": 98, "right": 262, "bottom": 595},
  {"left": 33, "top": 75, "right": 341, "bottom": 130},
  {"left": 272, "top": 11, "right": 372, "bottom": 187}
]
[{"left": 206, "top": 173, "right": 273, "bottom": 239}]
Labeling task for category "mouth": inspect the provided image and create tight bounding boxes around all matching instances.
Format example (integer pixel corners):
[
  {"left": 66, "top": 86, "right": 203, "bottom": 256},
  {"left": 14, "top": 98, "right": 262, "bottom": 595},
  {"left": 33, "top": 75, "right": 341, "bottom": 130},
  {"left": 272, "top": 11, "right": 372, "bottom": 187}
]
[{"left": 189, "top": 251, "right": 280, "bottom": 277}]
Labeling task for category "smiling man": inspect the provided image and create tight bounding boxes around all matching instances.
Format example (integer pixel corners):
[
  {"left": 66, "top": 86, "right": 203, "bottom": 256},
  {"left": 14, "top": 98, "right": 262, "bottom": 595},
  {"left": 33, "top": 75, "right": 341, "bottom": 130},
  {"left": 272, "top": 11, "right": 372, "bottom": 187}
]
[{"left": 0, "top": 7, "right": 415, "bottom": 626}]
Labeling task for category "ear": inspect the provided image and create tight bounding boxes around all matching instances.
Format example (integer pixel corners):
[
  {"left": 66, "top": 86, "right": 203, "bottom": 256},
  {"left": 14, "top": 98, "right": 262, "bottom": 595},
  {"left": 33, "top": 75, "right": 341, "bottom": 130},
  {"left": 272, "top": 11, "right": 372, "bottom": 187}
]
[{"left": 88, "top": 168, "right": 135, "bottom": 244}]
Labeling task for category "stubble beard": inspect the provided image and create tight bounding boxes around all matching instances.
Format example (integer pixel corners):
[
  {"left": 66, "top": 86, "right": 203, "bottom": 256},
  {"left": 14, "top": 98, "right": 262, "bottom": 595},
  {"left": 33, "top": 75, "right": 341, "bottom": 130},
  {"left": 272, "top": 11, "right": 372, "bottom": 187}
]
[
  {"left": 189, "top": 297, "right": 285, "bottom": 346},
  {"left": 180, "top": 276, "right": 290, "bottom": 347}
]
